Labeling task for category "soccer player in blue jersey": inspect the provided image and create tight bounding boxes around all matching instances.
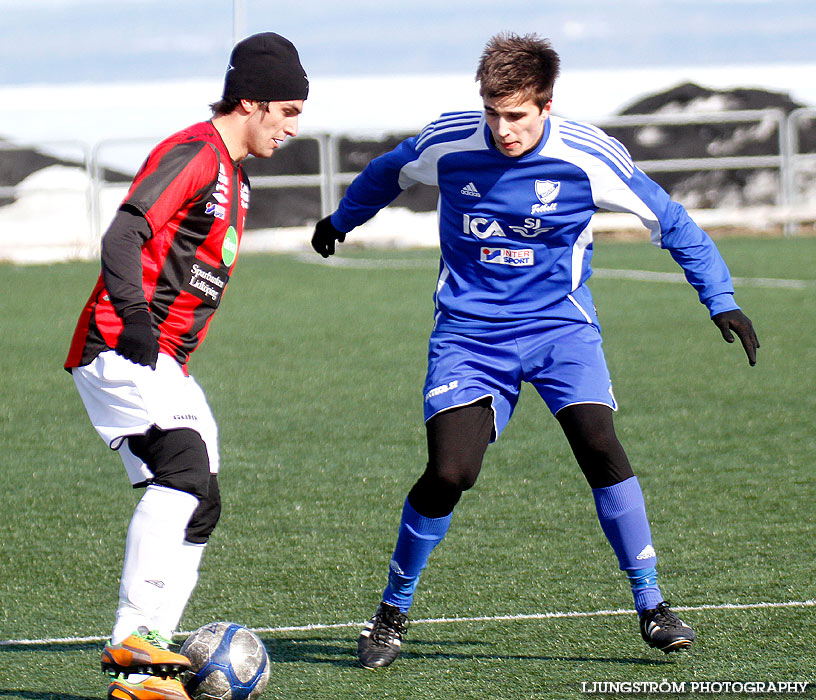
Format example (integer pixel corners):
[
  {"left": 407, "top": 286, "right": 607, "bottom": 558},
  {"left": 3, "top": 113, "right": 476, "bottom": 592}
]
[{"left": 311, "top": 33, "right": 758, "bottom": 668}]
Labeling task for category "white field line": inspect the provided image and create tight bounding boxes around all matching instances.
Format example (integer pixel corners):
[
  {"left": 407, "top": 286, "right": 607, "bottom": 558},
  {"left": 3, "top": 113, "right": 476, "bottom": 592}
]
[
  {"left": 295, "top": 255, "right": 814, "bottom": 289},
  {"left": 593, "top": 268, "right": 813, "bottom": 290},
  {"left": 3, "top": 599, "right": 815, "bottom": 647},
  {"left": 294, "top": 253, "right": 434, "bottom": 269}
]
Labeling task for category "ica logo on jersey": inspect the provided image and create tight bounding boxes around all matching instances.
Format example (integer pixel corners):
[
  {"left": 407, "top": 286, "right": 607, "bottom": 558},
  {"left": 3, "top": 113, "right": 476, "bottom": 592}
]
[{"left": 531, "top": 179, "right": 560, "bottom": 215}]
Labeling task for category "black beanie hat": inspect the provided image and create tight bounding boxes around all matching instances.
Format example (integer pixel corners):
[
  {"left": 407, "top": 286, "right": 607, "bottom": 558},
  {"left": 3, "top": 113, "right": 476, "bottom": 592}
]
[{"left": 223, "top": 32, "right": 309, "bottom": 102}]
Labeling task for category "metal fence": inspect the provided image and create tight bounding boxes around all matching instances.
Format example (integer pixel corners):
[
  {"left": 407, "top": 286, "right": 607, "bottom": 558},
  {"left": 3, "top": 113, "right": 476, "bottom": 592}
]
[
  {"left": 248, "top": 108, "right": 815, "bottom": 219},
  {"left": 2, "top": 108, "right": 815, "bottom": 262}
]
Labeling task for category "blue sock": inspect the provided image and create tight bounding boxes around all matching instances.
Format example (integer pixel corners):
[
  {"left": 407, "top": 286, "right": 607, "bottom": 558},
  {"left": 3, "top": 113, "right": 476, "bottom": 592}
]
[
  {"left": 382, "top": 499, "right": 452, "bottom": 613},
  {"left": 628, "top": 567, "right": 663, "bottom": 614},
  {"left": 592, "top": 476, "right": 663, "bottom": 614}
]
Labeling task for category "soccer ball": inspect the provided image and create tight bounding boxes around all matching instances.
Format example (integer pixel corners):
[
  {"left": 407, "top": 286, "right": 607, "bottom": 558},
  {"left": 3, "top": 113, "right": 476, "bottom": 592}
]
[{"left": 179, "top": 622, "right": 270, "bottom": 700}]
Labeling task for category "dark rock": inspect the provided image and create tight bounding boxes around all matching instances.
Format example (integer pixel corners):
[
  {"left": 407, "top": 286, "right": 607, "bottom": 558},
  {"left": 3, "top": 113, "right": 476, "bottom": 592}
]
[{"left": 606, "top": 82, "right": 814, "bottom": 208}]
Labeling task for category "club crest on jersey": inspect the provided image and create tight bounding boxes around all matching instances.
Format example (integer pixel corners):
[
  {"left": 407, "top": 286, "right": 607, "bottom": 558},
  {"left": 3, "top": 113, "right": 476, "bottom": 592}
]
[
  {"left": 532, "top": 179, "right": 560, "bottom": 214},
  {"left": 480, "top": 247, "right": 534, "bottom": 266}
]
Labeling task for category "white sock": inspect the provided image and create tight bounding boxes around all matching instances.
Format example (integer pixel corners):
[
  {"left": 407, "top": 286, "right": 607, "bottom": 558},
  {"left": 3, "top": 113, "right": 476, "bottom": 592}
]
[
  {"left": 152, "top": 540, "right": 207, "bottom": 640},
  {"left": 111, "top": 485, "right": 199, "bottom": 644}
]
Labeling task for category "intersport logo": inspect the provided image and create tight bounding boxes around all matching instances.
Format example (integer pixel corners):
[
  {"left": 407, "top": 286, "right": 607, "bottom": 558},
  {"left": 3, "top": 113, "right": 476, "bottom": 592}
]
[{"left": 480, "top": 247, "right": 534, "bottom": 266}]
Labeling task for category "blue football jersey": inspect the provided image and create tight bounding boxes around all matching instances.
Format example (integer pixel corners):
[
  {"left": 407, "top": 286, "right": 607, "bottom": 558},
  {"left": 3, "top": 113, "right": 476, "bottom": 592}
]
[{"left": 331, "top": 111, "right": 738, "bottom": 332}]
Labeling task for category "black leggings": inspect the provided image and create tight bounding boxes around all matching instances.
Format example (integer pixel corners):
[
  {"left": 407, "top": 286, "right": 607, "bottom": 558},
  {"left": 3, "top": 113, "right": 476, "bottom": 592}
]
[{"left": 407, "top": 400, "right": 634, "bottom": 518}]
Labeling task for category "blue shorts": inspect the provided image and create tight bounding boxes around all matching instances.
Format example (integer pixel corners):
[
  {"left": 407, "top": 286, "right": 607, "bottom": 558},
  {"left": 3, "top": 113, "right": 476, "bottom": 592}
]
[{"left": 423, "top": 298, "right": 617, "bottom": 441}]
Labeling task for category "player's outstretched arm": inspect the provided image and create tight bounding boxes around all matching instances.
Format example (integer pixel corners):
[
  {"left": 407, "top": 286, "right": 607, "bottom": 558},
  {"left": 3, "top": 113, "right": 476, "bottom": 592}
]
[
  {"left": 311, "top": 215, "right": 347, "bottom": 258},
  {"left": 711, "top": 309, "right": 759, "bottom": 366}
]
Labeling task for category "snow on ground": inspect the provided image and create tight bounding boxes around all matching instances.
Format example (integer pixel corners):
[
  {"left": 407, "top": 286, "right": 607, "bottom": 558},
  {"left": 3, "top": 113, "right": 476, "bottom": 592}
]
[
  {"left": 0, "top": 164, "right": 443, "bottom": 264},
  {"left": 6, "top": 162, "right": 810, "bottom": 266},
  {"left": 1, "top": 166, "right": 107, "bottom": 264}
]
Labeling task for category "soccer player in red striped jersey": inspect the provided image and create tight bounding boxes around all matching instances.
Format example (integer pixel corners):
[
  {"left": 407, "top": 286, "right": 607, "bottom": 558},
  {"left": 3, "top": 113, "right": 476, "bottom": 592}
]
[{"left": 65, "top": 33, "right": 308, "bottom": 700}]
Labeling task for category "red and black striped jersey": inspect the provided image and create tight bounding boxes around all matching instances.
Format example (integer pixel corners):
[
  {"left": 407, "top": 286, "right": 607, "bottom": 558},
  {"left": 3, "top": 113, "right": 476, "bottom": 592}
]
[{"left": 65, "top": 121, "right": 250, "bottom": 372}]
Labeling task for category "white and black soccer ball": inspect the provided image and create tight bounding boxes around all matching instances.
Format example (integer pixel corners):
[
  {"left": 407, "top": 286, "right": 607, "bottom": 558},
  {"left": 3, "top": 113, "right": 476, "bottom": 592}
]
[{"left": 179, "top": 622, "right": 270, "bottom": 700}]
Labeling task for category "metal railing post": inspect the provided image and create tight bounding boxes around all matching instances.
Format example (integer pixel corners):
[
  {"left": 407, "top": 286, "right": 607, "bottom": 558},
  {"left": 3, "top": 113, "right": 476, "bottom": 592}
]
[
  {"left": 325, "top": 133, "right": 342, "bottom": 216},
  {"left": 779, "top": 109, "right": 796, "bottom": 235},
  {"left": 317, "top": 133, "right": 337, "bottom": 218}
]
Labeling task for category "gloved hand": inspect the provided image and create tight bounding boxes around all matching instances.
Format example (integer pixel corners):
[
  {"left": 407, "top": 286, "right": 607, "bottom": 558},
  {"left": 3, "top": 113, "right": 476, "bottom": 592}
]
[
  {"left": 712, "top": 309, "right": 759, "bottom": 366},
  {"left": 311, "top": 216, "right": 346, "bottom": 258},
  {"left": 115, "top": 310, "right": 159, "bottom": 369}
]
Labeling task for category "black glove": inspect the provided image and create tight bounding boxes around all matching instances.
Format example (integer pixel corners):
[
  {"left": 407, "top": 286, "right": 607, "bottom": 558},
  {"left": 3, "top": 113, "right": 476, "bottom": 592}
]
[
  {"left": 712, "top": 309, "right": 759, "bottom": 366},
  {"left": 115, "top": 310, "right": 159, "bottom": 369},
  {"left": 311, "top": 216, "right": 346, "bottom": 258}
]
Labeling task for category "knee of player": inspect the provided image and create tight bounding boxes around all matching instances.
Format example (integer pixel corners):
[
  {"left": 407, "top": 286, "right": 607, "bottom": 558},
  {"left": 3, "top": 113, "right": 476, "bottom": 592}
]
[
  {"left": 128, "top": 427, "right": 212, "bottom": 500},
  {"left": 433, "top": 461, "right": 480, "bottom": 493},
  {"left": 186, "top": 474, "right": 221, "bottom": 544},
  {"left": 453, "top": 471, "right": 479, "bottom": 493},
  {"left": 584, "top": 433, "right": 625, "bottom": 461}
]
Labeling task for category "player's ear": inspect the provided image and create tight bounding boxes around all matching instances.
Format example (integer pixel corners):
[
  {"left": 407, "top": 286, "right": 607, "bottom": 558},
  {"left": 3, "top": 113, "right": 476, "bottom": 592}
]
[
  {"left": 541, "top": 100, "right": 553, "bottom": 118},
  {"left": 239, "top": 98, "right": 258, "bottom": 115}
]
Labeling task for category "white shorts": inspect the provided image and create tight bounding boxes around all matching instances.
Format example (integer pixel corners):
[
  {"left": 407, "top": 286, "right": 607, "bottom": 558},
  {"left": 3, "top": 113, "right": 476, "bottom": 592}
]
[{"left": 72, "top": 350, "right": 220, "bottom": 485}]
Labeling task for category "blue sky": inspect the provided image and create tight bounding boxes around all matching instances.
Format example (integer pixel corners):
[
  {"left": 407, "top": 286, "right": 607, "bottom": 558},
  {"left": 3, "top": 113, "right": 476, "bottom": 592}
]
[{"left": 1, "top": 0, "right": 815, "bottom": 86}]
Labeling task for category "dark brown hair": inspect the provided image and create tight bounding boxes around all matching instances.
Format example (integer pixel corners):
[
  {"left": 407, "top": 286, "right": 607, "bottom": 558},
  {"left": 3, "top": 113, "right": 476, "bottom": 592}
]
[
  {"left": 209, "top": 98, "right": 270, "bottom": 117},
  {"left": 476, "top": 33, "right": 561, "bottom": 108}
]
